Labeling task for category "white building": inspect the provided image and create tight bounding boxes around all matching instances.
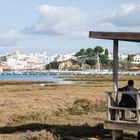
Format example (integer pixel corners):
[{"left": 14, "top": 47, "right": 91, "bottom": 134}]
[
  {"left": 4, "top": 51, "right": 76, "bottom": 71},
  {"left": 132, "top": 54, "right": 140, "bottom": 64},
  {"left": 6, "top": 51, "right": 28, "bottom": 70},
  {"left": 6, "top": 50, "right": 46, "bottom": 70},
  {"left": 108, "top": 53, "right": 127, "bottom": 61},
  {"left": 52, "top": 53, "right": 76, "bottom": 62}
]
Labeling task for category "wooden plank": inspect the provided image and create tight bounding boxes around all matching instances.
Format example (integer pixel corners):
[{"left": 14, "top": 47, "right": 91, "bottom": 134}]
[
  {"left": 121, "top": 92, "right": 140, "bottom": 95},
  {"left": 108, "top": 106, "right": 137, "bottom": 111},
  {"left": 89, "top": 31, "right": 140, "bottom": 42},
  {"left": 104, "top": 121, "right": 140, "bottom": 131},
  {"left": 105, "top": 120, "right": 136, "bottom": 124},
  {"left": 106, "top": 91, "right": 140, "bottom": 95}
]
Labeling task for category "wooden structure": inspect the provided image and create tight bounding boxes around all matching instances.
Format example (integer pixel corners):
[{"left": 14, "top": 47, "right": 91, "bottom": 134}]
[{"left": 89, "top": 31, "right": 140, "bottom": 140}]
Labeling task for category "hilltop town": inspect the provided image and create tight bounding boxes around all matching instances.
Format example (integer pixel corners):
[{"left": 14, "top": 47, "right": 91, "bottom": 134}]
[{"left": 0, "top": 47, "right": 140, "bottom": 73}]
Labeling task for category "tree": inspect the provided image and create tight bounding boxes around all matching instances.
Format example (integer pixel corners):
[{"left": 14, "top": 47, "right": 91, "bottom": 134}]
[
  {"left": 99, "top": 54, "right": 112, "bottom": 69},
  {"left": 100, "top": 54, "right": 108, "bottom": 65},
  {"left": 85, "top": 58, "right": 96, "bottom": 68},
  {"left": 120, "top": 59, "right": 133, "bottom": 70},
  {"left": 75, "top": 49, "right": 85, "bottom": 57},
  {"left": 74, "top": 46, "right": 114, "bottom": 69},
  {"left": 105, "top": 48, "right": 109, "bottom": 56},
  {"left": 93, "top": 46, "right": 104, "bottom": 54},
  {"left": 85, "top": 48, "right": 95, "bottom": 57},
  {"left": 127, "top": 54, "right": 135, "bottom": 62},
  {"left": 46, "top": 61, "right": 60, "bottom": 70}
]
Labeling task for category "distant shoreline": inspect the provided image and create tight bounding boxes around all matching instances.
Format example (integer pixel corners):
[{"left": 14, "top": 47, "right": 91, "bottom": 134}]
[
  {"left": 58, "top": 75, "right": 140, "bottom": 82},
  {"left": 1, "top": 69, "right": 140, "bottom": 76}
]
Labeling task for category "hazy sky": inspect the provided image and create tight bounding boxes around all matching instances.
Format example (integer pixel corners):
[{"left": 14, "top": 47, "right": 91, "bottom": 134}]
[{"left": 0, "top": 0, "right": 140, "bottom": 55}]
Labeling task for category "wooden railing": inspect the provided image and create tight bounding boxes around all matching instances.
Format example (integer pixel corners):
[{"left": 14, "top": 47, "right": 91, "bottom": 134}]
[{"left": 106, "top": 91, "right": 140, "bottom": 124}]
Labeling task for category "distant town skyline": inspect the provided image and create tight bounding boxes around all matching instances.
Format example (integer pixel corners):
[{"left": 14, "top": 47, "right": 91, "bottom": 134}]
[{"left": 0, "top": 0, "right": 140, "bottom": 55}]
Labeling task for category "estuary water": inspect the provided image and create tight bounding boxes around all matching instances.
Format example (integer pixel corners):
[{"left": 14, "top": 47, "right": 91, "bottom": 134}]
[
  {"left": 0, "top": 74, "right": 90, "bottom": 84},
  {"left": 0, "top": 74, "right": 64, "bottom": 83}
]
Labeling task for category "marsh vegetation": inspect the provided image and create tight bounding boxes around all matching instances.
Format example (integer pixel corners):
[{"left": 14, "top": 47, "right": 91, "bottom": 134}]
[{"left": 0, "top": 76, "right": 139, "bottom": 139}]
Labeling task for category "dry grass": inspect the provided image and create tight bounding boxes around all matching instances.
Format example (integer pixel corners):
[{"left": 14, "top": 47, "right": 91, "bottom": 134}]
[{"left": 0, "top": 76, "right": 139, "bottom": 139}]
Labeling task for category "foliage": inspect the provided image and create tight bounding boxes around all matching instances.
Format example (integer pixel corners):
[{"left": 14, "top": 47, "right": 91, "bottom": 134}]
[
  {"left": 93, "top": 46, "right": 104, "bottom": 54},
  {"left": 100, "top": 54, "right": 108, "bottom": 65},
  {"left": 75, "top": 48, "right": 86, "bottom": 57},
  {"left": 46, "top": 61, "right": 60, "bottom": 70},
  {"left": 75, "top": 47, "right": 140, "bottom": 70},
  {"left": 85, "top": 58, "right": 96, "bottom": 68},
  {"left": 99, "top": 54, "right": 113, "bottom": 69},
  {"left": 85, "top": 48, "right": 95, "bottom": 57},
  {"left": 108, "top": 60, "right": 113, "bottom": 69},
  {"left": 74, "top": 46, "right": 113, "bottom": 69},
  {"left": 104, "top": 48, "right": 109, "bottom": 56},
  {"left": 127, "top": 54, "right": 135, "bottom": 62},
  {"left": 120, "top": 59, "right": 134, "bottom": 70}
]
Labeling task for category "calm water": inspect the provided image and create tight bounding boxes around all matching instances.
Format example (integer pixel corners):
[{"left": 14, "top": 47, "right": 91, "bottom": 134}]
[
  {"left": 0, "top": 74, "right": 64, "bottom": 83},
  {"left": 0, "top": 74, "right": 90, "bottom": 84}
]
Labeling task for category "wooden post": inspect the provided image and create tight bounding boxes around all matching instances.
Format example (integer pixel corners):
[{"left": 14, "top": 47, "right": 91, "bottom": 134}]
[
  {"left": 107, "top": 93, "right": 111, "bottom": 121},
  {"left": 137, "top": 94, "right": 140, "bottom": 123},
  {"left": 138, "top": 132, "right": 140, "bottom": 140},
  {"left": 112, "top": 39, "right": 123, "bottom": 139},
  {"left": 125, "top": 110, "right": 131, "bottom": 119},
  {"left": 137, "top": 94, "right": 140, "bottom": 140},
  {"left": 113, "top": 40, "right": 118, "bottom": 100},
  {"left": 112, "top": 130, "right": 123, "bottom": 140},
  {"left": 113, "top": 39, "right": 119, "bottom": 121},
  {"left": 121, "top": 110, "right": 125, "bottom": 120}
]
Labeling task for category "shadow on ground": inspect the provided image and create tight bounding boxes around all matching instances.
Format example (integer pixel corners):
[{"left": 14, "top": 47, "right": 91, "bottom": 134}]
[{"left": 0, "top": 123, "right": 111, "bottom": 139}]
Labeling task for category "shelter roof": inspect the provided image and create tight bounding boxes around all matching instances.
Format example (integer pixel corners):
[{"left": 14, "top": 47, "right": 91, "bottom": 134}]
[{"left": 89, "top": 31, "right": 140, "bottom": 42}]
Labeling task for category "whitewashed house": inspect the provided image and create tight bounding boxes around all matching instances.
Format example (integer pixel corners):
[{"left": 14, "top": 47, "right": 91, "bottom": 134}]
[{"left": 132, "top": 54, "right": 140, "bottom": 64}]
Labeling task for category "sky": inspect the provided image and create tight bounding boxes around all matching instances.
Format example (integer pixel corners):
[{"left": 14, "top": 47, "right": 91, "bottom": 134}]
[{"left": 0, "top": 0, "right": 140, "bottom": 56}]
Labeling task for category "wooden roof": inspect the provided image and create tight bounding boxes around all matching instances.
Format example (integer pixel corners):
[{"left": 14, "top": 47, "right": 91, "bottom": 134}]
[{"left": 89, "top": 31, "right": 140, "bottom": 42}]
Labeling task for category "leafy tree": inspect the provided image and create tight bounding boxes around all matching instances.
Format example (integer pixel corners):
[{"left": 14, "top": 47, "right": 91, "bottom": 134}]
[
  {"left": 100, "top": 54, "right": 109, "bottom": 65},
  {"left": 85, "top": 58, "right": 96, "bottom": 68},
  {"left": 108, "top": 60, "right": 113, "bottom": 69},
  {"left": 105, "top": 48, "right": 109, "bottom": 56},
  {"left": 93, "top": 46, "right": 104, "bottom": 54},
  {"left": 99, "top": 54, "right": 112, "bottom": 69},
  {"left": 75, "top": 49, "right": 86, "bottom": 57},
  {"left": 85, "top": 48, "right": 95, "bottom": 57},
  {"left": 74, "top": 46, "right": 113, "bottom": 69},
  {"left": 127, "top": 54, "right": 135, "bottom": 62},
  {"left": 46, "top": 61, "right": 60, "bottom": 70},
  {"left": 120, "top": 59, "right": 133, "bottom": 70}
]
